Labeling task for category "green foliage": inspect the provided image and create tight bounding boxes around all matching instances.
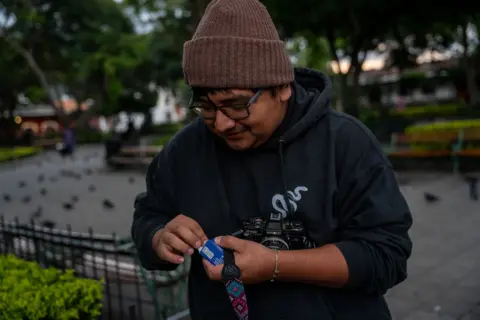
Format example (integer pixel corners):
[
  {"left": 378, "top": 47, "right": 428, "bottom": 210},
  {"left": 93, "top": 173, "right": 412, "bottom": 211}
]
[
  {"left": 153, "top": 134, "right": 176, "bottom": 147},
  {"left": 151, "top": 123, "right": 184, "bottom": 146},
  {"left": 0, "top": 255, "right": 104, "bottom": 320},
  {"left": 76, "top": 130, "right": 112, "bottom": 144},
  {"left": 405, "top": 119, "right": 480, "bottom": 133},
  {"left": 151, "top": 123, "right": 184, "bottom": 135},
  {"left": 360, "top": 104, "right": 463, "bottom": 123},
  {"left": 0, "top": 147, "right": 41, "bottom": 162}
]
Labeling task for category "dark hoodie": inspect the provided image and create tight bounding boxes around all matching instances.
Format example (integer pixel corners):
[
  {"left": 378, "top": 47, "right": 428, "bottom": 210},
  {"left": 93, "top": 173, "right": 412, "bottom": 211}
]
[{"left": 132, "top": 68, "right": 413, "bottom": 320}]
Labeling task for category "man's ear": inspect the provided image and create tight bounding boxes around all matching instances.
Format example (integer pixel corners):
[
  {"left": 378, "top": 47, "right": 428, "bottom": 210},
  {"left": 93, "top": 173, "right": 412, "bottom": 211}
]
[{"left": 278, "top": 84, "right": 292, "bottom": 103}]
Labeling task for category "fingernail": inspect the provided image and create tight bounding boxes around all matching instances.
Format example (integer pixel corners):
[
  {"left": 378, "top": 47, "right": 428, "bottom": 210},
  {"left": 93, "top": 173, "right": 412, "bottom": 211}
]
[
  {"left": 178, "top": 257, "right": 184, "bottom": 263},
  {"left": 195, "top": 241, "right": 201, "bottom": 248},
  {"left": 214, "top": 236, "right": 222, "bottom": 244},
  {"left": 187, "top": 248, "right": 194, "bottom": 255}
]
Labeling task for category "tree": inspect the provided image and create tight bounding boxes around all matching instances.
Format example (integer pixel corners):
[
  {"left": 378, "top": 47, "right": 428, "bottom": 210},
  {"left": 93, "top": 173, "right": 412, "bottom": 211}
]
[
  {"left": 263, "top": 0, "right": 409, "bottom": 117},
  {"left": 0, "top": 0, "right": 137, "bottom": 124}
]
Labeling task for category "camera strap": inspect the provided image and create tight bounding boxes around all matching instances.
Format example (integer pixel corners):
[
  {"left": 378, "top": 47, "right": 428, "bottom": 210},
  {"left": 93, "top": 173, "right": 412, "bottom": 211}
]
[{"left": 222, "top": 249, "right": 249, "bottom": 320}]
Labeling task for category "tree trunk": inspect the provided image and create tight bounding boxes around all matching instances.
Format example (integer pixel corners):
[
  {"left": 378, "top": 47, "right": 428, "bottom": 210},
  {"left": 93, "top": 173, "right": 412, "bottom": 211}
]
[
  {"left": 461, "top": 23, "right": 480, "bottom": 105},
  {"left": 5, "top": 38, "right": 69, "bottom": 123}
]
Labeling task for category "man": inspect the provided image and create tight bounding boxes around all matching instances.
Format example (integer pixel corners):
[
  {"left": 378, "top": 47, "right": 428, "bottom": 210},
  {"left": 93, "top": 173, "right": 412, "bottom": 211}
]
[
  {"left": 58, "top": 122, "right": 76, "bottom": 158},
  {"left": 131, "top": 0, "right": 413, "bottom": 318}
]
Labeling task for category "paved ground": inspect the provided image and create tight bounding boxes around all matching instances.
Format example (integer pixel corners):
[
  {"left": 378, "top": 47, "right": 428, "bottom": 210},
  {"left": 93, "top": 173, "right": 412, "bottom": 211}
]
[
  {"left": 1, "top": 145, "right": 479, "bottom": 319},
  {"left": 0, "top": 145, "right": 146, "bottom": 236}
]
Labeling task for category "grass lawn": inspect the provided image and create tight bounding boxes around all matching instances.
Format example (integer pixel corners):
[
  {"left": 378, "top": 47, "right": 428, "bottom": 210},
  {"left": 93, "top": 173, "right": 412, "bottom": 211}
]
[{"left": 0, "top": 147, "right": 41, "bottom": 163}]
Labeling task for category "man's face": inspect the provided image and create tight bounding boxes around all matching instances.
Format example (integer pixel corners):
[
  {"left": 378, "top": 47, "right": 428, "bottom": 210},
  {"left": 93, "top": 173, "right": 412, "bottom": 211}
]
[{"left": 194, "top": 86, "right": 291, "bottom": 150}]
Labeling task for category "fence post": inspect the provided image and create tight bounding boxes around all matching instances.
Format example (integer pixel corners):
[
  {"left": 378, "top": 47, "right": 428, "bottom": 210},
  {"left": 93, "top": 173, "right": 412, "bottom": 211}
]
[
  {"left": 88, "top": 227, "right": 98, "bottom": 280},
  {"left": 112, "top": 232, "right": 124, "bottom": 320},
  {"left": 14, "top": 217, "right": 22, "bottom": 260},
  {"left": 129, "top": 305, "right": 137, "bottom": 320},
  {"left": 133, "top": 255, "right": 144, "bottom": 320},
  {"left": 101, "top": 236, "right": 113, "bottom": 319}
]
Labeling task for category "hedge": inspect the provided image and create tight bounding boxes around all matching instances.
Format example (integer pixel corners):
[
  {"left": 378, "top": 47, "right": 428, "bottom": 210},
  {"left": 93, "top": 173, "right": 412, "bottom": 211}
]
[
  {"left": 0, "top": 255, "right": 104, "bottom": 320},
  {"left": 153, "top": 132, "right": 177, "bottom": 147},
  {"left": 405, "top": 119, "right": 480, "bottom": 133},
  {"left": 360, "top": 104, "right": 462, "bottom": 122},
  {"left": 0, "top": 147, "right": 41, "bottom": 163}
]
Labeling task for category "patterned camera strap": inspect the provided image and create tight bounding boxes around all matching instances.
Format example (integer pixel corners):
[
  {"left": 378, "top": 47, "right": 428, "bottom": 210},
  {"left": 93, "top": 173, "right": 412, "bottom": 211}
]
[
  {"left": 222, "top": 249, "right": 249, "bottom": 320},
  {"left": 224, "top": 278, "right": 248, "bottom": 320}
]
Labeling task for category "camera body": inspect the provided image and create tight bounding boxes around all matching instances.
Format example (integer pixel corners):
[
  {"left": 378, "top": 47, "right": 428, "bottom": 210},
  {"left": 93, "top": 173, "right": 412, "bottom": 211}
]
[{"left": 240, "top": 213, "right": 315, "bottom": 250}]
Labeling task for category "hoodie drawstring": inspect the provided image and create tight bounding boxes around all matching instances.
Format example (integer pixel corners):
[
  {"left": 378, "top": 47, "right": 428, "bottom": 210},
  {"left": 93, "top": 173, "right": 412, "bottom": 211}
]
[{"left": 278, "top": 139, "right": 294, "bottom": 217}]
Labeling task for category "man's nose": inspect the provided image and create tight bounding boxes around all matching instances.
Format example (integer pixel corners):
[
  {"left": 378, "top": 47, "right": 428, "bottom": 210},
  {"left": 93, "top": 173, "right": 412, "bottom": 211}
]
[{"left": 214, "top": 110, "right": 235, "bottom": 132}]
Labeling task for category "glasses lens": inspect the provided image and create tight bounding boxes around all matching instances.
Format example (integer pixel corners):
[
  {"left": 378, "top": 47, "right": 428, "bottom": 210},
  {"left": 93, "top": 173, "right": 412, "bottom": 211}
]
[{"left": 223, "top": 105, "right": 249, "bottom": 120}]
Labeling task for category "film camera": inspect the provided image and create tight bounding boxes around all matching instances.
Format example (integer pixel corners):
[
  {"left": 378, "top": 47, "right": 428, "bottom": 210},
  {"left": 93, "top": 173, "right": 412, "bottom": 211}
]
[{"left": 239, "top": 213, "right": 315, "bottom": 250}]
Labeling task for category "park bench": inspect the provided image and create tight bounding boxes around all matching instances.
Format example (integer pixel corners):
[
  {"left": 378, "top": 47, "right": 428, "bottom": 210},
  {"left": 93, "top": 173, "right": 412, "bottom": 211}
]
[
  {"left": 387, "top": 128, "right": 480, "bottom": 172},
  {"left": 451, "top": 128, "right": 480, "bottom": 172},
  {"left": 108, "top": 145, "right": 163, "bottom": 169},
  {"left": 387, "top": 131, "right": 460, "bottom": 158},
  {"left": 33, "top": 138, "right": 62, "bottom": 148}
]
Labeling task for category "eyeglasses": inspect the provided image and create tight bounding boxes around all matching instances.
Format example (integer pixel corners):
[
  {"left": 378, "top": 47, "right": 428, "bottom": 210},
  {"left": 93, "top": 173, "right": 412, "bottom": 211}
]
[{"left": 188, "top": 89, "right": 264, "bottom": 120}]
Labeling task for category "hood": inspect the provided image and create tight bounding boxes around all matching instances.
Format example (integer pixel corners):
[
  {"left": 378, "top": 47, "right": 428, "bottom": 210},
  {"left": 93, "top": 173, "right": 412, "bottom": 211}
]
[
  {"left": 281, "top": 68, "right": 332, "bottom": 144},
  {"left": 262, "top": 68, "right": 332, "bottom": 219}
]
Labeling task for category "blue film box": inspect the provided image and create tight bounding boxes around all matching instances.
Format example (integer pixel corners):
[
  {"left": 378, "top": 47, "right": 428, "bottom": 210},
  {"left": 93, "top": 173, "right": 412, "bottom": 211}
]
[{"left": 198, "top": 239, "right": 224, "bottom": 266}]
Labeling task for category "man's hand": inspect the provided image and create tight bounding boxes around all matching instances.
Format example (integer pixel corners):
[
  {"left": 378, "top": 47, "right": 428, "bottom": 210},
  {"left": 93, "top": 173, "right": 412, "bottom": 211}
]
[
  {"left": 152, "top": 214, "right": 208, "bottom": 264},
  {"left": 203, "top": 236, "right": 275, "bottom": 284}
]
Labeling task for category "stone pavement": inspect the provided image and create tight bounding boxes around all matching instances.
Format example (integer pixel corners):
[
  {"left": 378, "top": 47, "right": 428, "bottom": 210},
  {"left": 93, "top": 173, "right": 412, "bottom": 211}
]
[
  {"left": 1, "top": 146, "right": 480, "bottom": 319},
  {"left": 0, "top": 145, "right": 146, "bottom": 235},
  {"left": 387, "top": 174, "right": 480, "bottom": 319}
]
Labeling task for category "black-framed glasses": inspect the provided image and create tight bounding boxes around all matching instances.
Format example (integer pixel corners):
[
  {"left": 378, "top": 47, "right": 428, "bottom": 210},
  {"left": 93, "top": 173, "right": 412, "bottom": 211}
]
[{"left": 188, "top": 89, "right": 264, "bottom": 120}]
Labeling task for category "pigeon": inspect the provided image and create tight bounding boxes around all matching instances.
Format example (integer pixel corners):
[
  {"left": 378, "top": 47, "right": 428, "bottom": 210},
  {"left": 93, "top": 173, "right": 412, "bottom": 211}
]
[
  {"left": 424, "top": 192, "right": 440, "bottom": 203},
  {"left": 3, "top": 194, "right": 11, "bottom": 202},
  {"left": 84, "top": 168, "right": 94, "bottom": 175},
  {"left": 102, "top": 199, "right": 115, "bottom": 209},
  {"left": 42, "top": 220, "right": 56, "bottom": 229},
  {"left": 37, "top": 174, "right": 45, "bottom": 183},
  {"left": 40, "top": 188, "right": 47, "bottom": 196},
  {"left": 22, "top": 196, "right": 31, "bottom": 204},
  {"left": 128, "top": 177, "right": 135, "bottom": 184},
  {"left": 63, "top": 203, "right": 73, "bottom": 210},
  {"left": 18, "top": 181, "right": 27, "bottom": 188},
  {"left": 88, "top": 185, "right": 96, "bottom": 192},
  {"left": 30, "top": 206, "right": 43, "bottom": 219},
  {"left": 71, "top": 195, "right": 79, "bottom": 203}
]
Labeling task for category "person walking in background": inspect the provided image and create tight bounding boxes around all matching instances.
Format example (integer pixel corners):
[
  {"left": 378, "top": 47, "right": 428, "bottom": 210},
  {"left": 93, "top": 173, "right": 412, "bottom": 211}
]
[
  {"left": 131, "top": 0, "right": 413, "bottom": 319},
  {"left": 58, "top": 122, "right": 76, "bottom": 158}
]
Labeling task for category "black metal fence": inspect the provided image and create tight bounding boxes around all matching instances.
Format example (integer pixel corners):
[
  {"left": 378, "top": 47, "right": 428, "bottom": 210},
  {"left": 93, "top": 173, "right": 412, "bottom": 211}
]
[{"left": 0, "top": 216, "right": 190, "bottom": 320}]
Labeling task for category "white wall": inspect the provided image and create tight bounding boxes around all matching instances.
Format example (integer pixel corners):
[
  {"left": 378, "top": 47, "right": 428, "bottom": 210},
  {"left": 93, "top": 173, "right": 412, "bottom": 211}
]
[{"left": 96, "top": 87, "right": 186, "bottom": 133}]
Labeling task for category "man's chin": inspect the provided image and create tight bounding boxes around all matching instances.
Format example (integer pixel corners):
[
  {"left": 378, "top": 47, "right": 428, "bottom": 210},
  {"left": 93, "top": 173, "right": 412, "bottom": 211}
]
[{"left": 224, "top": 137, "right": 254, "bottom": 150}]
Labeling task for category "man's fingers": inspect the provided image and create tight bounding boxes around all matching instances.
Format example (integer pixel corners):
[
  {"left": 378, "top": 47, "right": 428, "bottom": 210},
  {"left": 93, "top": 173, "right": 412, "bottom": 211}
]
[
  {"left": 173, "top": 224, "right": 204, "bottom": 249},
  {"left": 158, "top": 244, "right": 184, "bottom": 264},
  {"left": 202, "top": 259, "right": 223, "bottom": 281},
  {"left": 181, "top": 216, "right": 208, "bottom": 244},
  {"left": 215, "top": 235, "right": 245, "bottom": 251},
  {"left": 163, "top": 232, "right": 193, "bottom": 255}
]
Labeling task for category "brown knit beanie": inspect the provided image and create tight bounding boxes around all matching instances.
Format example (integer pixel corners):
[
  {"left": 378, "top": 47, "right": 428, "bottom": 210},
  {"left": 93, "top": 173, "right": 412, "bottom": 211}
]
[{"left": 182, "top": 0, "right": 294, "bottom": 88}]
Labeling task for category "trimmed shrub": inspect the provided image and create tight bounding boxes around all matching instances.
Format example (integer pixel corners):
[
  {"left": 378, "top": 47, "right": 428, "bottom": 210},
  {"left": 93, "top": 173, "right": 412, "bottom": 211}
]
[
  {"left": 405, "top": 119, "right": 480, "bottom": 134},
  {"left": 0, "top": 255, "right": 104, "bottom": 320},
  {"left": 153, "top": 133, "right": 177, "bottom": 147},
  {"left": 0, "top": 147, "right": 41, "bottom": 163}
]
